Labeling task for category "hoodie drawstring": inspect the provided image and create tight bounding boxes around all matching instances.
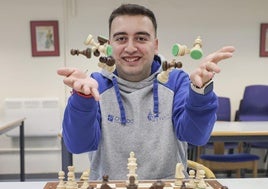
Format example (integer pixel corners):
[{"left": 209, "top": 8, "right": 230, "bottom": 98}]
[
  {"left": 153, "top": 78, "right": 159, "bottom": 117},
  {"left": 112, "top": 77, "right": 127, "bottom": 125},
  {"left": 112, "top": 76, "right": 160, "bottom": 125}
]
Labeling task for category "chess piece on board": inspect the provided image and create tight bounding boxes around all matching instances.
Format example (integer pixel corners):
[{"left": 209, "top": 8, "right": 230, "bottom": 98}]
[
  {"left": 56, "top": 171, "right": 65, "bottom": 189},
  {"left": 66, "top": 166, "right": 78, "bottom": 189},
  {"left": 186, "top": 169, "right": 196, "bottom": 189},
  {"left": 196, "top": 169, "right": 206, "bottom": 189},
  {"left": 149, "top": 180, "right": 165, "bottom": 189},
  {"left": 100, "top": 175, "right": 112, "bottom": 189},
  {"left": 174, "top": 163, "right": 185, "bottom": 187},
  {"left": 127, "top": 152, "right": 138, "bottom": 184},
  {"left": 126, "top": 176, "right": 138, "bottom": 189},
  {"left": 80, "top": 170, "right": 90, "bottom": 189}
]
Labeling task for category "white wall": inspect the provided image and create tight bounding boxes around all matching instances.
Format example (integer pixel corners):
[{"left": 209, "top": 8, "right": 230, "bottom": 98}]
[{"left": 0, "top": 0, "right": 268, "bottom": 176}]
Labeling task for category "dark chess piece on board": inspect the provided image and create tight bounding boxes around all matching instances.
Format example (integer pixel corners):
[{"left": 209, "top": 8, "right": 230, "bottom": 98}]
[
  {"left": 180, "top": 181, "right": 186, "bottom": 189},
  {"left": 127, "top": 176, "right": 138, "bottom": 189},
  {"left": 100, "top": 175, "right": 112, "bottom": 189},
  {"left": 149, "top": 180, "right": 165, "bottom": 189}
]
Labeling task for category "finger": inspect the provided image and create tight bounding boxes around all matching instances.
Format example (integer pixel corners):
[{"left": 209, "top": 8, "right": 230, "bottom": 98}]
[
  {"left": 205, "top": 62, "right": 221, "bottom": 74},
  {"left": 91, "top": 88, "right": 100, "bottom": 101},
  {"left": 210, "top": 46, "right": 235, "bottom": 63},
  {"left": 63, "top": 77, "right": 75, "bottom": 88},
  {"left": 57, "top": 67, "right": 75, "bottom": 77}
]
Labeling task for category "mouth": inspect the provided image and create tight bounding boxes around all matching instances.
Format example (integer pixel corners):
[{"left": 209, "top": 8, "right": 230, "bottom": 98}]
[{"left": 122, "top": 56, "right": 141, "bottom": 64}]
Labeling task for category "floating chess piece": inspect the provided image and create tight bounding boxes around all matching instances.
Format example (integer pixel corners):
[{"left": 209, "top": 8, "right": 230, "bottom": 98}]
[
  {"left": 157, "top": 60, "right": 182, "bottom": 83},
  {"left": 70, "top": 48, "right": 92, "bottom": 59},
  {"left": 172, "top": 36, "right": 203, "bottom": 60},
  {"left": 84, "top": 34, "right": 112, "bottom": 57},
  {"left": 98, "top": 56, "right": 116, "bottom": 72}
]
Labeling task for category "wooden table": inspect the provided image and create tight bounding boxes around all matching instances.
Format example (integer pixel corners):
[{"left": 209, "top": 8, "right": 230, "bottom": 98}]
[{"left": 0, "top": 117, "right": 26, "bottom": 181}]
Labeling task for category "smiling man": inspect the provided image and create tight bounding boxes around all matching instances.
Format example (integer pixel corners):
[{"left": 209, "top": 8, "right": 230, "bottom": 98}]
[{"left": 57, "top": 4, "right": 235, "bottom": 180}]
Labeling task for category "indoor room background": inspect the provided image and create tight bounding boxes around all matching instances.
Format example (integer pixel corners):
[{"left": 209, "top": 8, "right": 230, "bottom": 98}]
[{"left": 0, "top": 0, "right": 268, "bottom": 178}]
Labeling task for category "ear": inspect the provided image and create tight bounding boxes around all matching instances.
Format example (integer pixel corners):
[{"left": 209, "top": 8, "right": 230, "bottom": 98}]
[{"left": 154, "top": 38, "right": 159, "bottom": 55}]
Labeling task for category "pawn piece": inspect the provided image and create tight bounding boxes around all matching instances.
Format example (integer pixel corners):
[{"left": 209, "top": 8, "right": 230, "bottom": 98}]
[
  {"left": 126, "top": 176, "right": 138, "bottom": 189},
  {"left": 162, "top": 60, "right": 182, "bottom": 71},
  {"left": 149, "top": 180, "right": 165, "bottom": 189},
  {"left": 190, "top": 36, "right": 203, "bottom": 60},
  {"left": 185, "top": 169, "right": 196, "bottom": 189},
  {"left": 196, "top": 169, "right": 206, "bottom": 189},
  {"left": 84, "top": 34, "right": 112, "bottom": 56},
  {"left": 157, "top": 70, "right": 170, "bottom": 84},
  {"left": 97, "top": 36, "right": 109, "bottom": 45},
  {"left": 157, "top": 60, "right": 182, "bottom": 84},
  {"left": 98, "top": 56, "right": 116, "bottom": 72},
  {"left": 100, "top": 175, "right": 112, "bottom": 189},
  {"left": 172, "top": 44, "right": 189, "bottom": 57},
  {"left": 66, "top": 166, "right": 78, "bottom": 189},
  {"left": 56, "top": 171, "right": 66, "bottom": 189},
  {"left": 80, "top": 170, "right": 90, "bottom": 189},
  {"left": 70, "top": 48, "right": 92, "bottom": 59}
]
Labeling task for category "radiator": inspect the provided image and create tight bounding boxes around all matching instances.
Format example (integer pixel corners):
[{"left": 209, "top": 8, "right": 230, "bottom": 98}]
[{"left": 4, "top": 98, "right": 61, "bottom": 137}]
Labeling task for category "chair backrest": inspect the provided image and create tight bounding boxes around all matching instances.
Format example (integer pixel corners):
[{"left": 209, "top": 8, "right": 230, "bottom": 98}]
[
  {"left": 187, "top": 160, "right": 216, "bottom": 179},
  {"left": 237, "top": 85, "right": 268, "bottom": 121},
  {"left": 216, "top": 96, "right": 231, "bottom": 121}
]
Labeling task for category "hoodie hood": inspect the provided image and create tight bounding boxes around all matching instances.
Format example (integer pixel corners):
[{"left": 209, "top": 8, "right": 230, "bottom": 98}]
[{"left": 100, "top": 55, "right": 164, "bottom": 125}]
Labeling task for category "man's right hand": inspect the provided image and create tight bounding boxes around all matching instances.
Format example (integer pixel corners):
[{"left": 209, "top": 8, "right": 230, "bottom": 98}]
[{"left": 57, "top": 67, "right": 100, "bottom": 101}]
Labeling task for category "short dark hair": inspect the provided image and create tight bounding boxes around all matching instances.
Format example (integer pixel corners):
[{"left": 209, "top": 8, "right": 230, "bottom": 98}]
[{"left": 109, "top": 4, "right": 157, "bottom": 37}]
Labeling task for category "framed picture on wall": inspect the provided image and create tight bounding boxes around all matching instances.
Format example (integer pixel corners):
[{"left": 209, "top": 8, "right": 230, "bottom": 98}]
[
  {"left": 260, "top": 23, "right": 268, "bottom": 57},
  {"left": 30, "top": 20, "right": 59, "bottom": 57}
]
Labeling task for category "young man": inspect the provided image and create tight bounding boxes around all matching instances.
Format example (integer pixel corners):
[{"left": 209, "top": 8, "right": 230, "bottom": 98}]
[{"left": 57, "top": 4, "right": 235, "bottom": 180}]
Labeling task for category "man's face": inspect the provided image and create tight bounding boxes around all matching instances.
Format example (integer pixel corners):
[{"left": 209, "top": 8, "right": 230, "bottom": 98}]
[{"left": 109, "top": 15, "right": 158, "bottom": 82}]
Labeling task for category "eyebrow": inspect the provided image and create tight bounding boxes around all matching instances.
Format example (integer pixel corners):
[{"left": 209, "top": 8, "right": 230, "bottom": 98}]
[{"left": 112, "top": 31, "right": 151, "bottom": 38}]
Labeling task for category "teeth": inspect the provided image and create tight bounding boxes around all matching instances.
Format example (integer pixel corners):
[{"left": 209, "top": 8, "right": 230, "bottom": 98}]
[{"left": 125, "top": 57, "right": 139, "bottom": 62}]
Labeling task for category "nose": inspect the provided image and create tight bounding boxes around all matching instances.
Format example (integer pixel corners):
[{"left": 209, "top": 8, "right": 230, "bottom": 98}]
[{"left": 124, "top": 40, "right": 137, "bottom": 53}]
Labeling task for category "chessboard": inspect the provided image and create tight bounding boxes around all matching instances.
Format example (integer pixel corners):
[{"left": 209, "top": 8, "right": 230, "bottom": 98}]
[
  {"left": 46, "top": 152, "right": 228, "bottom": 189},
  {"left": 43, "top": 179, "right": 225, "bottom": 189}
]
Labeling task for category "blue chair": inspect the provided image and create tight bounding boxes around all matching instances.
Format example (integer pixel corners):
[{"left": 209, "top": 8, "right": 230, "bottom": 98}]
[
  {"left": 197, "top": 97, "right": 238, "bottom": 160},
  {"left": 198, "top": 96, "right": 260, "bottom": 177},
  {"left": 235, "top": 84, "right": 268, "bottom": 175}
]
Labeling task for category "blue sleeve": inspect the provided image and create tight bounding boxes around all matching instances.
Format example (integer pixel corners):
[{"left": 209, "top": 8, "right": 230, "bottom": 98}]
[
  {"left": 62, "top": 92, "right": 101, "bottom": 154},
  {"left": 171, "top": 71, "right": 218, "bottom": 146}
]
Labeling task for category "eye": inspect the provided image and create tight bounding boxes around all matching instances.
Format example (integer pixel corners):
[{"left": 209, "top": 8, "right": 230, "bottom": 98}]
[
  {"left": 114, "top": 36, "right": 127, "bottom": 43},
  {"left": 135, "top": 35, "right": 149, "bottom": 42}
]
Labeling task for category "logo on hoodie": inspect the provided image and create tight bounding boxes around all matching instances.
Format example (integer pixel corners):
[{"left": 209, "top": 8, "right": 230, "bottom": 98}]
[
  {"left": 147, "top": 110, "right": 170, "bottom": 122},
  {"left": 107, "top": 114, "right": 134, "bottom": 124}
]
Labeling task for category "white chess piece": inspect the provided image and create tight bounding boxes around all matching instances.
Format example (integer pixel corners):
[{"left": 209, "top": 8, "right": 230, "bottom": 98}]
[
  {"left": 127, "top": 151, "right": 138, "bottom": 184},
  {"left": 197, "top": 169, "right": 207, "bottom": 189},
  {"left": 174, "top": 163, "right": 185, "bottom": 186},
  {"left": 80, "top": 170, "right": 90, "bottom": 189},
  {"left": 185, "top": 169, "right": 196, "bottom": 189},
  {"left": 56, "top": 171, "right": 66, "bottom": 189},
  {"left": 66, "top": 166, "right": 78, "bottom": 189}
]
